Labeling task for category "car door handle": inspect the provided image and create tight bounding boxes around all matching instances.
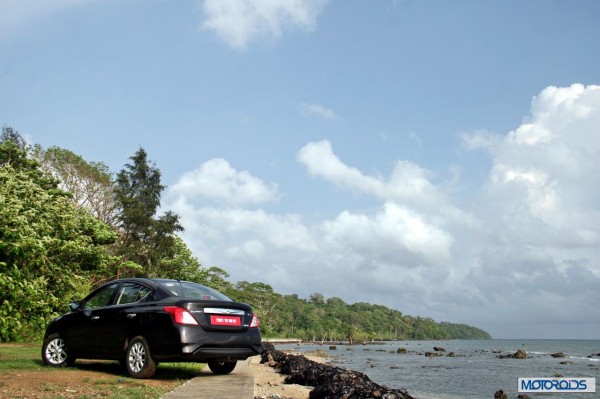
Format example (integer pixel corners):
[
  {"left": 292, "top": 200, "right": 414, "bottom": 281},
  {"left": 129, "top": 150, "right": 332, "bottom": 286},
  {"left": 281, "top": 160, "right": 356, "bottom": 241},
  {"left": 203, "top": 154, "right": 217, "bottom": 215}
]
[
  {"left": 91, "top": 316, "right": 100, "bottom": 320},
  {"left": 127, "top": 313, "right": 137, "bottom": 319}
]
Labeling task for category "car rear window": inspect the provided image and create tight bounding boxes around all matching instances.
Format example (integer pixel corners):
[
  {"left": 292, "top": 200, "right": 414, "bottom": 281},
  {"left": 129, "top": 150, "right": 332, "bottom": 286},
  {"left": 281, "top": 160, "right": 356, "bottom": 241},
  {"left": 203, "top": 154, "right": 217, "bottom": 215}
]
[{"left": 159, "top": 281, "right": 232, "bottom": 301}]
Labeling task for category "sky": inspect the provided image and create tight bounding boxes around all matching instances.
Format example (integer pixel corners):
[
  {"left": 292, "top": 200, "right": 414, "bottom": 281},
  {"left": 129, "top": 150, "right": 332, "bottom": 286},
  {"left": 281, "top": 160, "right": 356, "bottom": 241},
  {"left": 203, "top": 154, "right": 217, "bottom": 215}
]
[{"left": 1, "top": 0, "right": 600, "bottom": 339}]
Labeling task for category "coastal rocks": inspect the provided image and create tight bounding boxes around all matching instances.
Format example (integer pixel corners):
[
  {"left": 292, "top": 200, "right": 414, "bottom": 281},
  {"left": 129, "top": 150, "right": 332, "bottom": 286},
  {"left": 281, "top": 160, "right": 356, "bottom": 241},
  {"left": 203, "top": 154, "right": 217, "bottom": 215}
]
[
  {"left": 425, "top": 352, "right": 443, "bottom": 357},
  {"left": 396, "top": 348, "right": 407, "bottom": 354},
  {"left": 433, "top": 346, "right": 446, "bottom": 352},
  {"left": 497, "top": 349, "right": 527, "bottom": 359},
  {"left": 551, "top": 352, "right": 565, "bottom": 358},
  {"left": 493, "top": 390, "right": 507, "bottom": 399},
  {"left": 260, "top": 342, "right": 416, "bottom": 399}
]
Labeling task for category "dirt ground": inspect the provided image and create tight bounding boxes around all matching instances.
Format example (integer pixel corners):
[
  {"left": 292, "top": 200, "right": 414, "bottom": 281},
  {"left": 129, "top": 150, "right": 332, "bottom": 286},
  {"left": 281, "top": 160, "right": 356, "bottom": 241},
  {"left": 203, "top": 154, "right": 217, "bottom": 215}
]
[
  {"left": 250, "top": 355, "right": 313, "bottom": 399},
  {"left": 0, "top": 360, "right": 183, "bottom": 398},
  {"left": 0, "top": 356, "right": 316, "bottom": 399}
]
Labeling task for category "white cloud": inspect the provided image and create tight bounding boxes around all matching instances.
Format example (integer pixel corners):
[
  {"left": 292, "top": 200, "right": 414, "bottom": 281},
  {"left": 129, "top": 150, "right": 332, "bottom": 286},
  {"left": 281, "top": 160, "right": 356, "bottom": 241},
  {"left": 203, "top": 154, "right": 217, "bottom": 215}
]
[
  {"left": 167, "top": 158, "right": 279, "bottom": 207},
  {"left": 297, "top": 139, "right": 456, "bottom": 210},
  {"left": 201, "top": 0, "right": 330, "bottom": 48},
  {"left": 299, "top": 102, "right": 341, "bottom": 121}
]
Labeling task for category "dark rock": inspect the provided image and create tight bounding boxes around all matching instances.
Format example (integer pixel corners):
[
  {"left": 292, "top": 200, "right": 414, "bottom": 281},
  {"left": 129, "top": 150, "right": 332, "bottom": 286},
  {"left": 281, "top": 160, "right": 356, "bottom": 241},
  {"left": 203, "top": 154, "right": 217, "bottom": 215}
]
[
  {"left": 329, "top": 345, "right": 337, "bottom": 350},
  {"left": 514, "top": 349, "right": 527, "bottom": 359},
  {"left": 494, "top": 389, "right": 508, "bottom": 399},
  {"left": 497, "top": 349, "right": 527, "bottom": 359},
  {"left": 260, "top": 342, "right": 416, "bottom": 399},
  {"left": 425, "top": 352, "right": 443, "bottom": 357},
  {"left": 397, "top": 348, "right": 407, "bottom": 354},
  {"left": 560, "top": 361, "right": 574, "bottom": 365},
  {"left": 551, "top": 352, "right": 565, "bottom": 358},
  {"left": 447, "top": 352, "right": 455, "bottom": 357},
  {"left": 517, "top": 394, "right": 531, "bottom": 399}
]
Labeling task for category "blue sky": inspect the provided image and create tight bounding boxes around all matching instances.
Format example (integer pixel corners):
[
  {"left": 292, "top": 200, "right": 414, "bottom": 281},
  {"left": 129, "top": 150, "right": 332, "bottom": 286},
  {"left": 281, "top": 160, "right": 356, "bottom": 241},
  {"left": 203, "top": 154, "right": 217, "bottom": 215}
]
[{"left": 2, "top": 0, "right": 600, "bottom": 339}]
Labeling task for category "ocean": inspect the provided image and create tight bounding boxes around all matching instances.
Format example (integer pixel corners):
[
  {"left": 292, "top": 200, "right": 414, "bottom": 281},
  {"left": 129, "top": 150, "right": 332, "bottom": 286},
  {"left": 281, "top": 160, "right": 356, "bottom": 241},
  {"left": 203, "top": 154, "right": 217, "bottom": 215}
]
[{"left": 275, "top": 339, "right": 600, "bottom": 399}]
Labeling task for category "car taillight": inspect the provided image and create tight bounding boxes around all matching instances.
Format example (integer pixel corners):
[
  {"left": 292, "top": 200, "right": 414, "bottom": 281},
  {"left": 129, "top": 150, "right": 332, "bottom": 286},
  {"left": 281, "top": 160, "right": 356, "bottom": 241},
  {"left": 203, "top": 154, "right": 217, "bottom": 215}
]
[
  {"left": 163, "top": 306, "right": 198, "bottom": 325},
  {"left": 250, "top": 313, "right": 259, "bottom": 328}
]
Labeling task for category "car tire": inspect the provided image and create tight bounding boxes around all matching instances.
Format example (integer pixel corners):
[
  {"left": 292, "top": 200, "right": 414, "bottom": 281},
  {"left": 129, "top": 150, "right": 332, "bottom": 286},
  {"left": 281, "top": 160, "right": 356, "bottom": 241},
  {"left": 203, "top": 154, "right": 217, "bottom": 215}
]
[
  {"left": 41, "top": 333, "right": 76, "bottom": 367},
  {"left": 208, "top": 360, "right": 237, "bottom": 374},
  {"left": 125, "top": 336, "right": 157, "bottom": 379}
]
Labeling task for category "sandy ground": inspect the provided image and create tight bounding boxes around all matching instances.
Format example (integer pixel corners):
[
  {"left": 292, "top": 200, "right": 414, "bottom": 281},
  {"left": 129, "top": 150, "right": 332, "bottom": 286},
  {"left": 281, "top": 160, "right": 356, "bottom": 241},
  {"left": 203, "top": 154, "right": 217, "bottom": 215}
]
[{"left": 250, "top": 353, "right": 325, "bottom": 399}]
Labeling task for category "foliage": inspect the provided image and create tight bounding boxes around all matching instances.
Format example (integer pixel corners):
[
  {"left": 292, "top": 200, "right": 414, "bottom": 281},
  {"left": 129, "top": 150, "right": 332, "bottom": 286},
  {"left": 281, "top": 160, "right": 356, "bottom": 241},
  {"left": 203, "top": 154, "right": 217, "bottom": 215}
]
[
  {"left": 244, "top": 291, "right": 491, "bottom": 341},
  {"left": 113, "top": 148, "right": 183, "bottom": 277},
  {"left": 32, "top": 145, "right": 119, "bottom": 226},
  {"left": 0, "top": 138, "right": 118, "bottom": 341}
]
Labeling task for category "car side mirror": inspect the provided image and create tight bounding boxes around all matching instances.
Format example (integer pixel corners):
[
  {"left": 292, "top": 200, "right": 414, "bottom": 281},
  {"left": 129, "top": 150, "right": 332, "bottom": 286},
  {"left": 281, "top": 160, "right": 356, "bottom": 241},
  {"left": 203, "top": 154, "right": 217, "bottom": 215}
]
[{"left": 70, "top": 302, "right": 80, "bottom": 311}]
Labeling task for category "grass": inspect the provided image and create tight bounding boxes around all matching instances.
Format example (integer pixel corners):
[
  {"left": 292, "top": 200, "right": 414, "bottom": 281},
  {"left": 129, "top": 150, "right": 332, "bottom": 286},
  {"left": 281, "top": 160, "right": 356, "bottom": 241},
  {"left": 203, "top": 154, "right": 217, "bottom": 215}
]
[
  {"left": 0, "top": 342, "right": 43, "bottom": 370},
  {"left": 0, "top": 343, "right": 205, "bottom": 399}
]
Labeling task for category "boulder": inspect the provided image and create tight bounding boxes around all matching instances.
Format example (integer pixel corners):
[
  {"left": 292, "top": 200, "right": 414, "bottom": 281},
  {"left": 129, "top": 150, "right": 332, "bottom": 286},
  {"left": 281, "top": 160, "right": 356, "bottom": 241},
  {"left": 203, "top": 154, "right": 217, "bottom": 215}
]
[
  {"left": 514, "top": 349, "right": 527, "bottom": 359},
  {"left": 551, "top": 352, "right": 565, "bottom": 358},
  {"left": 497, "top": 349, "right": 527, "bottom": 359},
  {"left": 494, "top": 389, "right": 508, "bottom": 399}
]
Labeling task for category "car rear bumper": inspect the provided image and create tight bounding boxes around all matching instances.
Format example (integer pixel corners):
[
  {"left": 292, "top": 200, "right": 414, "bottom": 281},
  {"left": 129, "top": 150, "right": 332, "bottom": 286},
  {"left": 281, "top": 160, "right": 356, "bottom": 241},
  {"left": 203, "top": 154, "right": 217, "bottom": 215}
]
[{"left": 152, "top": 326, "right": 262, "bottom": 362}]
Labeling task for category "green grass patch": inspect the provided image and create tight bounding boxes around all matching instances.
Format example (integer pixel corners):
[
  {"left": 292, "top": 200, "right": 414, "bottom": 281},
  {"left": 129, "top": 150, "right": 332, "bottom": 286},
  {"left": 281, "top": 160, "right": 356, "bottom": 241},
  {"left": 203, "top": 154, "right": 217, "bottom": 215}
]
[{"left": 0, "top": 343, "right": 43, "bottom": 371}]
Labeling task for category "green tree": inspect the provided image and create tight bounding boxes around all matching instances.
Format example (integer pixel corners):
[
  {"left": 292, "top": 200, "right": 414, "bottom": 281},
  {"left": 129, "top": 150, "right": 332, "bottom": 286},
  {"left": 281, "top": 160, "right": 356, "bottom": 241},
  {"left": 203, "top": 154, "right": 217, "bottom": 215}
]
[
  {"left": 114, "top": 148, "right": 182, "bottom": 277},
  {"left": 158, "top": 236, "right": 207, "bottom": 282},
  {"left": 233, "top": 281, "right": 282, "bottom": 336},
  {"left": 0, "top": 139, "right": 117, "bottom": 341}
]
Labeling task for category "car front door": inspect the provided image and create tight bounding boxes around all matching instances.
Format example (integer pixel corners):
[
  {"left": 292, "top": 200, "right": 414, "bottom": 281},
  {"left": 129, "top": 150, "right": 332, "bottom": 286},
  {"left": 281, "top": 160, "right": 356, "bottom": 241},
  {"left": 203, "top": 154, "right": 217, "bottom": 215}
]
[{"left": 63, "top": 283, "right": 119, "bottom": 357}]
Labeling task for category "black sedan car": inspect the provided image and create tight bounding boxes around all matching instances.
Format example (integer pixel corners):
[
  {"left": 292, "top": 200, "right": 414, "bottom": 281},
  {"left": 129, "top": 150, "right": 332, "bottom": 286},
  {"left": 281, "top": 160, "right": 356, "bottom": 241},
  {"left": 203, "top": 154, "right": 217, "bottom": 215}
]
[{"left": 41, "top": 278, "right": 261, "bottom": 378}]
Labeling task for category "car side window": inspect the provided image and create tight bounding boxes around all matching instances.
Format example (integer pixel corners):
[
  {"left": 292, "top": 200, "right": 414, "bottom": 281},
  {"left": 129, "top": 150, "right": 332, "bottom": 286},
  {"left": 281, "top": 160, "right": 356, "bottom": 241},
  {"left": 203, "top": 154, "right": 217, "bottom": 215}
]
[
  {"left": 83, "top": 283, "right": 118, "bottom": 310},
  {"left": 116, "top": 283, "right": 153, "bottom": 305}
]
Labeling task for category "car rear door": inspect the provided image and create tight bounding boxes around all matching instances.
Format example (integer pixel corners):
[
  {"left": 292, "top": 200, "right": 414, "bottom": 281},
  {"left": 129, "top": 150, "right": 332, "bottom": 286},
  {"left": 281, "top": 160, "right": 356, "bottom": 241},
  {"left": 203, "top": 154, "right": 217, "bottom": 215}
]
[{"left": 93, "top": 282, "right": 154, "bottom": 356}]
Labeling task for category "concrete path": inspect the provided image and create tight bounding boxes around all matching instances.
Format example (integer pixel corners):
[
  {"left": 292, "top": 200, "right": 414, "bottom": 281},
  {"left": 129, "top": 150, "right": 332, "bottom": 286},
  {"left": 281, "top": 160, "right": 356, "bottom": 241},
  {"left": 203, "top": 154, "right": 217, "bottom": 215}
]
[{"left": 161, "top": 359, "right": 254, "bottom": 399}]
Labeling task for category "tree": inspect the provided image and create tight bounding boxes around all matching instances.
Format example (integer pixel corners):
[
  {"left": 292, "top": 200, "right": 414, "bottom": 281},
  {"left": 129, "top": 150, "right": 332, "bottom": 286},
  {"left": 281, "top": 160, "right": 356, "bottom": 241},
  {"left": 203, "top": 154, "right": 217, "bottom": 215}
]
[
  {"left": 233, "top": 281, "right": 282, "bottom": 335},
  {"left": 1, "top": 126, "right": 27, "bottom": 149},
  {"left": 114, "top": 148, "right": 182, "bottom": 277},
  {"left": 32, "top": 146, "right": 119, "bottom": 226},
  {"left": 0, "top": 139, "right": 117, "bottom": 341},
  {"left": 158, "top": 236, "right": 207, "bottom": 282}
]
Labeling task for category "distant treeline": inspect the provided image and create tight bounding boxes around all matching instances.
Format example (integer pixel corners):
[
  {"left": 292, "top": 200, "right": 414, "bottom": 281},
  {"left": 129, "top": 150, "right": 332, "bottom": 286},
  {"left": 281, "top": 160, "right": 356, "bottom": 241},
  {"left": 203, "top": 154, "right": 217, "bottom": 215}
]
[
  {"left": 226, "top": 288, "right": 491, "bottom": 341},
  {"left": 0, "top": 126, "right": 490, "bottom": 342}
]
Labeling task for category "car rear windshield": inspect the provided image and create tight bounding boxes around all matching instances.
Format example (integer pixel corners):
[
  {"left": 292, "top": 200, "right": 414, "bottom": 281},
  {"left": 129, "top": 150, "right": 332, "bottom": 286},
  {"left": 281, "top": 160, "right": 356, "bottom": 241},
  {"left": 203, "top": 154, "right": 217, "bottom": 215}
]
[{"left": 159, "top": 281, "right": 233, "bottom": 301}]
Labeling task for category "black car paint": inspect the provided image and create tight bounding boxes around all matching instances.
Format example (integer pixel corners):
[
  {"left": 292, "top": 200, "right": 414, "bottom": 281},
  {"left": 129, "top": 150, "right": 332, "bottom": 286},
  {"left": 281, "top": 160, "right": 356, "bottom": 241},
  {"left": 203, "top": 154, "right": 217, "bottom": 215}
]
[{"left": 43, "top": 278, "right": 261, "bottom": 366}]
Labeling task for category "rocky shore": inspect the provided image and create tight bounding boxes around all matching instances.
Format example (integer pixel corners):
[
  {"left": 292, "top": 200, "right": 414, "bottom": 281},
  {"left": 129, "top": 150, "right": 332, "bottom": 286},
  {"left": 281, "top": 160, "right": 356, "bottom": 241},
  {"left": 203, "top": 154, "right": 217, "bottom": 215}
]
[{"left": 256, "top": 342, "right": 416, "bottom": 399}]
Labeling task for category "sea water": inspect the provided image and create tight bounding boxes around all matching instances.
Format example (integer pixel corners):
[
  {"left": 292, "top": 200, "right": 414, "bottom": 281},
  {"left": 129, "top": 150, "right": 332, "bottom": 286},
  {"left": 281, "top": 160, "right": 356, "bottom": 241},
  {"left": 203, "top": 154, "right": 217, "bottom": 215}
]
[{"left": 276, "top": 340, "right": 600, "bottom": 398}]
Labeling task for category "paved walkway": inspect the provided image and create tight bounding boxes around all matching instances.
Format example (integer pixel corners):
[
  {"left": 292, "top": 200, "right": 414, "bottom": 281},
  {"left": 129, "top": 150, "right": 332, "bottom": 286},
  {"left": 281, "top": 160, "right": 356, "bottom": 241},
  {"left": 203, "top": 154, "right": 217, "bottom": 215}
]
[{"left": 161, "top": 359, "right": 254, "bottom": 399}]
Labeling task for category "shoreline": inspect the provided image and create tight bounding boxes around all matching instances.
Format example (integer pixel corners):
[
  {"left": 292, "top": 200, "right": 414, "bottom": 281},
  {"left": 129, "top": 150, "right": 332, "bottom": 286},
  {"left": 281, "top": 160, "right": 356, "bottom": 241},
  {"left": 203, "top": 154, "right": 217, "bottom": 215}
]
[{"left": 253, "top": 342, "right": 416, "bottom": 399}]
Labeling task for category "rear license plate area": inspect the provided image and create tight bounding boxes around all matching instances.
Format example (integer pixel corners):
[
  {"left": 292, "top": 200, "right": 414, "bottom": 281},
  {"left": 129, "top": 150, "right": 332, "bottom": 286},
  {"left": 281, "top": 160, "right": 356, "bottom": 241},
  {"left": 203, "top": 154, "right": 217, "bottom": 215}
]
[{"left": 210, "top": 315, "right": 242, "bottom": 326}]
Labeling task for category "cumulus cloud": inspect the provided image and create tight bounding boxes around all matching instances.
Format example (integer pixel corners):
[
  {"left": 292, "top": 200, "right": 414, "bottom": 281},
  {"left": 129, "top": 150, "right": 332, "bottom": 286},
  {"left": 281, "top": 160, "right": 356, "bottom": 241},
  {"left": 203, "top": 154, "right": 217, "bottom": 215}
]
[
  {"left": 166, "top": 84, "right": 600, "bottom": 338},
  {"left": 167, "top": 158, "right": 279, "bottom": 207},
  {"left": 297, "top": 140, "right": 459, "bottom": 210},
  {"left": 201, "top": 0, "right": 330, "bottom": 48}
]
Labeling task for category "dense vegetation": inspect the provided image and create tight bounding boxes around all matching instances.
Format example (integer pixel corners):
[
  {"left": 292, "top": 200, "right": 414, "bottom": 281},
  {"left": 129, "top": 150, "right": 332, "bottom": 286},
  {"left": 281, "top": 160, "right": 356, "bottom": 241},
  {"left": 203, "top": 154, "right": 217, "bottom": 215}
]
[{"left": 0, "top": 126, "right": 491, "bottom": 342}]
